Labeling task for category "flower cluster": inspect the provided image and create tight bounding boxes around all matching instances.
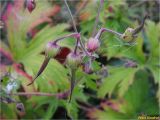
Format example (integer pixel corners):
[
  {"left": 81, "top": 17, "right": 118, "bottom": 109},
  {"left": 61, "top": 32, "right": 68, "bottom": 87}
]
[{"left": 26, "top": 0, "right": 148, "bottom": 103}]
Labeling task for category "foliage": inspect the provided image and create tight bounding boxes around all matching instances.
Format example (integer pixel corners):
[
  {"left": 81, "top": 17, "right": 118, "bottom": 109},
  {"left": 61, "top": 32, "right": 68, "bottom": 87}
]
[{"left": 0, "top": 0, "right": 159, "bottom": 119}]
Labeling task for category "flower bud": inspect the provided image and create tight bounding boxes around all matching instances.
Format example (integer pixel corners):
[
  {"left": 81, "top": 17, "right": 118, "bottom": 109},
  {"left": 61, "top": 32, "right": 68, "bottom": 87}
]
[
  {"left": 83, "top": 61, "right": 93, "bottom": 74},
  {"left": 121, "top": 28, "right": 135, "bottom": 42},
  {"left": 121, "top": 15, "right": 147, "bottom": 43},
  {"left": 45, "top": 42, "right": 60, "bottom": 58},
  {"left": 66, "top": 52, "right": 81, "bottom": 69},
  {"left": 86, "top": 37, "right": 100, "bottom": 52},
  {"left": 26, "top": 0, "right": 36, "bottom": 13},
  {"left": 16, "top": 103, "right": 25, "bottom": 112}
]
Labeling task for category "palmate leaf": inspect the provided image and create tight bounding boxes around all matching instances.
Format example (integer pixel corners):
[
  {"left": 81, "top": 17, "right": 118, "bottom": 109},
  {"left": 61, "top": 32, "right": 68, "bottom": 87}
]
[
  {"left": 144, "top": 20, "right": 160, "bottom": 104},
  {"left": 22, "top": 96, "right": 58, "bottom": 119},
  {"left": 88, "top": 70, "right": 159, "bottom": 120},
  {"left": 6, "top": 1, "right": 55, "bottom": 59},
  {"left": 122, "top": 70, "right": 159, "bottom": 116},
  {"left": 98, "top": 66, "right": 137, "bottom": 98},
  {"left": 17, "top": 23, "right": 69, "bottom": 60}
]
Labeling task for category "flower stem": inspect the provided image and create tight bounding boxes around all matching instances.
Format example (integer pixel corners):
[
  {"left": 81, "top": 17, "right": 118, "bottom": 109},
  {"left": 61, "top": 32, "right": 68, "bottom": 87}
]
[
  {"left": 64, "top": 0, "right": 78, "bottom": 33},
  {"left": 95, "top": 28, "right": 122, "bottom": 39},
  {"left": 68, "top": 69, "right": 76, "bottom": 103},
  {"left": 8, "top": 91, "right": 69, "bottom": 99},
  {"left": 54, "top": 33, "right": 80, "bottom": 43}
]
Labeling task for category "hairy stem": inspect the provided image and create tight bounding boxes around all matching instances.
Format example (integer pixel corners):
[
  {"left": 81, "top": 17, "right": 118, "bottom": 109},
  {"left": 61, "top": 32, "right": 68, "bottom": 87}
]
[
  {"left": 91, "top": 0, "right": 104, "bottom": 37},
  {"left": 54, "top": 33, "right": 80, "bottom": 43},
  {"left": 95, "top": 28, "right": 122, "bottom": 39},
  {"left": 64, "top": 0, "right": 91, "bottom": 57},
  {"left": 8, "top": 91, "right": 69, "bottom": 99},
  {"left": 74, "top": 38, "right": 79, "bottom": 54},
  {"left": 64, "top": 0, "right": 78, "bottom": 33},
  {"left": 68, "top": 69, "right": 76, "bottom": 103},
  {"left": 79, "top": 37, "right": 91, "bottom": 57}
]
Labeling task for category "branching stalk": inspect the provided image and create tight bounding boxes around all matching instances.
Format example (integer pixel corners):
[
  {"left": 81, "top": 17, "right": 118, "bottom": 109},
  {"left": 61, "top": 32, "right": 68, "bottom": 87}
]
[
  {"left": 95, "top": 28, "right": 122, "bottom": 39},
  {"left": 64, "top": 0, "right": 90, "bottom": 57},
  {"left": 54, "top": 33, "right": 80, "bottom": 43}
]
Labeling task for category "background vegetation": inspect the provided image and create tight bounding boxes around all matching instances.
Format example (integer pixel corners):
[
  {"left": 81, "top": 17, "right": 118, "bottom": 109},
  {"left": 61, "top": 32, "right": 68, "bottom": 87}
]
[{"left": 0, "top": 0, "right": 159, "bottom": 119}]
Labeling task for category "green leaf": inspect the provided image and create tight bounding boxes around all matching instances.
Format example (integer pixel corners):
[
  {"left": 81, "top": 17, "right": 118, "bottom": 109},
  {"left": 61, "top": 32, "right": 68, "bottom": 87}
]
[
  {"left": 88, "top": 70, "right": 158, "bottom": 120},
  {"left": 6, "top": 1, "right": 54, "bottom": 59},
  {"left": 43, "top": 99, "right": 58, "bottom": 119},
  {"left": 98, "top": 67, "right": 137, "bottom": 98},
  {"left": 122, "top": 70, "right": 159, "bottom": 116},
  {"left": 0, "top": 103, "right": 17, "bottom": 119},
  {"left": 145, "top": 20, "right": 160, "bottom": 83},
  {"left": 18, "top": 24, "right": 69, "bottom": 61},
  {"left": 66, "top": 102, "right": 78, "bottom": 119}
]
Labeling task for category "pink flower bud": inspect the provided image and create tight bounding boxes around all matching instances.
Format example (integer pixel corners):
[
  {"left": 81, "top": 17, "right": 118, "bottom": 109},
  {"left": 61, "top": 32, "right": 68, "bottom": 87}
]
[
  {"left": 83, "top": 61, "right": 93, "bottom": 74},
  {"left": 66, "top": 52, "right": 81, "bottom": 69},
  {"left": 86, "top": 37, "right": 100, "bottom": 52},
  {"left": 45, "top": 42, "right": 60, "bottom": 58},
  {"left": 16, "top": 103, "right": 25, "bottom": 112},
  {"left": 26, "top": 0, "right": 36, "bottom": 13}
]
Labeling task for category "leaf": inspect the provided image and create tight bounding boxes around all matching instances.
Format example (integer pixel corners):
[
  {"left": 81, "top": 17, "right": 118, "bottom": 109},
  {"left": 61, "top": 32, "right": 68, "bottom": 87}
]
[
  {"left": 43, "top": 99, "right": 58, "bottom": 119},
  {"left": 66, "top": 102, "right": 78, "bottom": 119},
  {"left": 98, "top": 66, "right": 137, "bottom": 98},
  {"left": 88, "top": 70, "right": 158, "bottom": 120},
  {"left": 0, "top": 103, "right": 17, "bottom": 119},
  {"left": 6, "top": 1, "right": 54, "bottom": 59},
  {"left": 145, "top": 20, "right": 160, "bottom": 83},
  {"left": 18, "top": 24, "right": 69, "bottom": 60},
  {"left": 122, "top": 70, "right": 159, "bottom": 115},
  {"left": 87, "top": 107, "right": 128, "bottom": 120}
]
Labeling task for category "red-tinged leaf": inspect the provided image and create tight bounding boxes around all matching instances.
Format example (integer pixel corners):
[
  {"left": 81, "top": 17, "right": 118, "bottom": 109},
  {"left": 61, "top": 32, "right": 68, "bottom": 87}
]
[
  {"left": 2, "top": 0, "right": 24, "bottom": 22},
  {"left": 27, "top": 5, "right": 61, "bottom": 38},
  {"left": 13, "top": 63, "right": 32, "bottom": 81}
]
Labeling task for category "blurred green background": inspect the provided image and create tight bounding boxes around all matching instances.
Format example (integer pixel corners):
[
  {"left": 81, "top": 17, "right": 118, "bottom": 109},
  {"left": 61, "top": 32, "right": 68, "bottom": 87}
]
[{"left": 0, "top": 0, "right": 159, "bottom": 119}]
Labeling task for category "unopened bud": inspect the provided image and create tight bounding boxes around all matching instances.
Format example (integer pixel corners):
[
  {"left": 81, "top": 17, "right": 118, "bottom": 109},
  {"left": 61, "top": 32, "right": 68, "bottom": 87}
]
[
  {"left": 86, "top": 37, "right": 100, "bottom": 52},
  {"left": 121, "top": 15, "right": 147, "bottom": 43},
  {"left": 45, "top": 42, "right": 60, "bottom": 58},
  {"left": 121, "top": 28, "right": 135, "bottom": 42},
  {"left": 26, "top": 0, "right": 36, "bottom": 13},
  {"left": 16, "top": 103, "right": 25, "bottom": 112},
  {"left": 83, "top": 61, "right": 93, "bottom": 74},
  {"left": 66, "top": 52, "right": 81, "bottom": 69}
]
